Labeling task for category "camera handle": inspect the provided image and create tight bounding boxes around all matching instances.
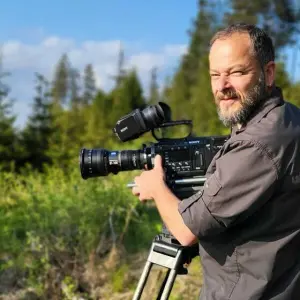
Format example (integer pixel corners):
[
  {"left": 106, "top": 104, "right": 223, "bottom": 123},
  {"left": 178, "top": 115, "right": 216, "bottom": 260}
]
[{"left": 126, "top": 177, "right": 206, "bottom": 188}]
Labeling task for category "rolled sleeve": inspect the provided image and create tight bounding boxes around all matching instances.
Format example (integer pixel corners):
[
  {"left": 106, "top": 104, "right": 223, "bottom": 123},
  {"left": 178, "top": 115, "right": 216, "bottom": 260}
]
[{"left": 178, "top": 139, "right": 279, "bottom": 238}]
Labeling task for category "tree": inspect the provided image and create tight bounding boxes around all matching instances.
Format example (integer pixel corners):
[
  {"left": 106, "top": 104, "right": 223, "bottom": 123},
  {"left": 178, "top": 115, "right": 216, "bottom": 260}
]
[
  {"left": 47, "top": 55, "right": 85, "bottom": 168},
  {"left": 166, "top": 0, "right": 219, "bottom": 120},
  {"left": 109, "top": 68, "right": 145, "bottom": 129},
  {"left": 84, "top": 89, "right": 111, "bottom": 147},
  {"left": 223, "top": 0, "right": 300, "bottom": 51},
  {"left": 82, "top": 64, "right": 96, "bottom": 105},
  {"left": 0, "top": 54, "right": 18, "bottom": 171},
  {"left": 122, "top": 68, "right": 145, "bottom": 110},
  {"left": 69, "top": 67, "right": 81, "bottom": 109},
  {"left": 51, "top": 53, "right": 69, "bottom": 106},
  {"left": 148, "top": 67, "right": 160, "bottom": 105},
  {"left": 21, "top": 73, "right": 54, "bottom": 170},
  {"left": 113, "top": 44, "right": 126, "bottom": 88}
]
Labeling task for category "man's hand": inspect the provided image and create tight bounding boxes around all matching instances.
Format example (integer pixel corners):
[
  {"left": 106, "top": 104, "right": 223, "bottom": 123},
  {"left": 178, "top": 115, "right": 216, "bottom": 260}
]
[
  {"left": 132, "top": 155, "right": 166, "bottom": 201},
  {"left": 131, "top": 154, "right": 197, "bottom": 246}
]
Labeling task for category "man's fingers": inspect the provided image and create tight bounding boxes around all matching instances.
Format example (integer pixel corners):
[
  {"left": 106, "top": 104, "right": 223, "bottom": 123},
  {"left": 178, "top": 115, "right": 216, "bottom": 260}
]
[
  {"left": 154, "top": 155, "right": 162, "bottom": 169},
  {"left": 132, "top": 186, "right": 139, "bottom": 196}
]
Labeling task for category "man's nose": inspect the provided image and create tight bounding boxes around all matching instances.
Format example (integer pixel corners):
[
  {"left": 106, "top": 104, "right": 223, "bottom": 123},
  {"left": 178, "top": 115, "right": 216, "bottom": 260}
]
[{"left": 216, "top": 75, "right": 231, "bottom": 92}]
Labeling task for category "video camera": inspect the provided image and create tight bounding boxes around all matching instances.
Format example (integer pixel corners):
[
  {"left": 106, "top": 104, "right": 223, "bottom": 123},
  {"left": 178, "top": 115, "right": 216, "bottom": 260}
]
[{"left": 79, "top": 102, "right": 228, "bottom": 198}]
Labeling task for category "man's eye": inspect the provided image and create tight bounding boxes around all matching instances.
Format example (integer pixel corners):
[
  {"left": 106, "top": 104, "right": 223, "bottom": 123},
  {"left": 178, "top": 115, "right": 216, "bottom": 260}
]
[
  {"left": 210, "top": 74, "right": 219, "bottom": 77},
  {"left": 231, "top": 71, "right": 244, "bottom": 76}
]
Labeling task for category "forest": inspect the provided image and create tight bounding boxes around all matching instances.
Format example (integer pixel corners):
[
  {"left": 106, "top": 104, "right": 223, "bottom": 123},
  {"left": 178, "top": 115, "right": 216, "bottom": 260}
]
[{"left": 1, "top": 1, "right": 300, "bottom": 299}]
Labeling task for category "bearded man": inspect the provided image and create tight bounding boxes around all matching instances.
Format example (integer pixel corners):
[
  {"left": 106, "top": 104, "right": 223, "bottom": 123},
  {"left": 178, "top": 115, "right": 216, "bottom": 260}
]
[{"left": 132, "top": 23, "right": 300, "bottom": 299}]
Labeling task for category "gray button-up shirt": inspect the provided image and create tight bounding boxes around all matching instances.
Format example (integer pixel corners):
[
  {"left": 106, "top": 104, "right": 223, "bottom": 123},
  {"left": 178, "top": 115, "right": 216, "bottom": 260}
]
[{"left": 178, "top": 87, "right": 300, "bottom": 299}]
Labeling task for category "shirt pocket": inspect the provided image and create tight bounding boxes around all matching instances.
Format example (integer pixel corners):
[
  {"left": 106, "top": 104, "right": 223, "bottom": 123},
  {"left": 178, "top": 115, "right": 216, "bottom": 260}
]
[
  {"left": 178, "top": 189, "right": 204, "bottom": 214},
  {"left": 204, "top": 173, "right": 222, "bottom": 198}
]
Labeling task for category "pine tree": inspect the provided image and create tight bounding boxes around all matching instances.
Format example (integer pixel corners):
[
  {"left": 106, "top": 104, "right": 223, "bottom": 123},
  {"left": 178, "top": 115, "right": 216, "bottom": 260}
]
[
  {"left": 84, "top": 89, "right": 111, "bottom": 147},
  {"left": 21, "top": 72, "right": 53, "bottom": 170},
  {"left": 223, "top": 0, "right": 300, "bottom": 51},
  {"left": 109, "top": 68, "right": 145, "bottom": 129},
  {"left": 69, "top": 67, "right": 81, "bottom": 109},
  {"left": 122, "top": 68, "right": 145, "bottom": 110},
  {"left": 113, "top": 44, "right": 126, "bottom": 88},
  {"left": 148, "top": 67, "right": 160, "bottom": 105},
  {"left": 51, "top": 53, "right": 69, "bottom": 106},
  {"left": 47, "top": 54, "right": 71, "bottom": 167},
  {"left": 167, "top": 0, "right": 219, "bottom": 120},
  {"left": 0, "top": 54, "right": 18, "bottom": 171},
  {"left": 82, "top": 64, "right": 96, "bottom": 105}
]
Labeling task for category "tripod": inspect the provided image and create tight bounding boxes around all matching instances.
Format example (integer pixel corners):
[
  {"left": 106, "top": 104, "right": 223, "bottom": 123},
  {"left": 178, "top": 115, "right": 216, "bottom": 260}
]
[{"left": 132, "top": 231, "right": 199, "bottom": 300}]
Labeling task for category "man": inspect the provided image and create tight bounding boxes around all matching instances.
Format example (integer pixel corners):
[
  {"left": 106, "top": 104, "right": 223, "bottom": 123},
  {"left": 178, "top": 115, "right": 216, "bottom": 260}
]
[{"left": 132, "top": 23, "right": 300, "bottom": 299}]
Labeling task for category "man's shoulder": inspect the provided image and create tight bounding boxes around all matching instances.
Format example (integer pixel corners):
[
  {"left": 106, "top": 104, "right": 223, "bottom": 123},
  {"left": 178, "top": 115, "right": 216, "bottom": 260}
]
[
  {"left": 250, "top": 100, "right": 300, "bottom": 138},
  {"left": 234, "top": 99, "right": 299, "bottom": 140},
  {"left": 229, "top": 100, "right": 300, "bottom": 175}
]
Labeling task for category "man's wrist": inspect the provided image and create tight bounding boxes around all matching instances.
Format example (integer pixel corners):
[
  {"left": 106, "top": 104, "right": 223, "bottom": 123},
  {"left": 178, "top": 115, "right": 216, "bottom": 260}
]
[{"left": 153, "top": 180, "right": 170, "bottom": 199}]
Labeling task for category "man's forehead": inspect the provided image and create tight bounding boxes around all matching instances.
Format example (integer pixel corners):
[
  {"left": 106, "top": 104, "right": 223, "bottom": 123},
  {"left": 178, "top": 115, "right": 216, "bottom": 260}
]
[
  {"left": 209, "top": 33, "right": 254, "bottom": 67},
  {"left": 210, "top": 32, "right": 252, "bottom": 49}
]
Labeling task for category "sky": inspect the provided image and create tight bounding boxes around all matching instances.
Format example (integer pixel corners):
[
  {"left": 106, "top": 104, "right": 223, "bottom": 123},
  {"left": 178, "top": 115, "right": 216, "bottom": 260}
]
[{"left": 0, "top": 0, "right": 299, "bottom": 128}]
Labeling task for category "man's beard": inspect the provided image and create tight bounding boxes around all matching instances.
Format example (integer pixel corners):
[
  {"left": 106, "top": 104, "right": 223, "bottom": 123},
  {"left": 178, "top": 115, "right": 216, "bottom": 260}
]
[{"left": 216, "top": 72, "right": 268, "bottom": 127}]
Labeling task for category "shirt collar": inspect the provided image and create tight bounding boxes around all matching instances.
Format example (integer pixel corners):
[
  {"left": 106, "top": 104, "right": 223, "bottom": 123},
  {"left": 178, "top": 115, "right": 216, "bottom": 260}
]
[{"left": 231, "top": 86, "right": 284, "bottom": 136}]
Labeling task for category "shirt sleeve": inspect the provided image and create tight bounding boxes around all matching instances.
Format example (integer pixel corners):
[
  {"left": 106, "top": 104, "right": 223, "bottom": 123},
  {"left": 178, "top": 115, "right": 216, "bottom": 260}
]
[{"left": 178, "top": 139, "right": 279, "bottom": 238}]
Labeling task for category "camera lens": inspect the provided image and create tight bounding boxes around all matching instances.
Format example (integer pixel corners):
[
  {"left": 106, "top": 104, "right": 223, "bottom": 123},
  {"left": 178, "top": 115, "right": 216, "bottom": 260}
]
[
  {"left": 80, "top": 148, "right": 147, "bottom": 179},
  {"left": 142, "top": 102, "right": 171, "bottom": 128},
  {"left": 80, "top": 148, "right": 109, "bottom": 179}
]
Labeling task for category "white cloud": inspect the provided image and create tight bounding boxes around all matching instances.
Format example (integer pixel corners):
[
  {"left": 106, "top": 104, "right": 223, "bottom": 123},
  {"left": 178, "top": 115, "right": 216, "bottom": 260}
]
[{"left": 1, "top": 35, "right": 187, "bottom": 128}]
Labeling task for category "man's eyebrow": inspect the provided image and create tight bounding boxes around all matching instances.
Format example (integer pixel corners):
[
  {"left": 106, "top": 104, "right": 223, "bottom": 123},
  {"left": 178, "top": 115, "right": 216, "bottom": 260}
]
[
  {"left": 209, "top": 64, "right": 249, "bottom": 73},
  {"left": 229, "top": 64, "right": 248, "bottom": 70}
]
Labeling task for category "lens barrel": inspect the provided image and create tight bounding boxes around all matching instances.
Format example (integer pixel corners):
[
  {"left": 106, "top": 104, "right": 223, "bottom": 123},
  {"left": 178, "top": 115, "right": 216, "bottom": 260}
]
[{"left": 80, "top": 148, "right": 147, "bottom": 179}]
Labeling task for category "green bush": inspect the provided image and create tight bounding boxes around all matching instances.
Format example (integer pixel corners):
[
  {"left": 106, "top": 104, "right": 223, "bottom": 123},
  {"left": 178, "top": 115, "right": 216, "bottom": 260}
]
[{"left": 0, "top": 165, "right": 161, "bottom": 295}]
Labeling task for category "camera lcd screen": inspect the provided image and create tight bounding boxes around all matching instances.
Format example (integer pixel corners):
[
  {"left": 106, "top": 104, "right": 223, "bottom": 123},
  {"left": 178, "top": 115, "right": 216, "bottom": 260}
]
[{"left": 169, "top": 150, "right": 189, "bottom": 162}]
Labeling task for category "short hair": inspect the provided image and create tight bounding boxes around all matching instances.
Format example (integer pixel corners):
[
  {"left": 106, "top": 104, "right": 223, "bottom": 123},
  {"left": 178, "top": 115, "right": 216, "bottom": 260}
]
[{"left": 209, "top": 23, "right": 275, "bottom": 68}]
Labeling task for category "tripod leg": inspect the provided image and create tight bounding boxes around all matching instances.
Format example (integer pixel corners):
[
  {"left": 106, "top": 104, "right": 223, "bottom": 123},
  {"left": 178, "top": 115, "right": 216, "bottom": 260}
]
[
  {"left": 133, "top": 240, "right": 186, "bottom": 300},
  {"left": 156, "top": 269, "right": 170, "bottom": 300},
  {"left": 158, "top": 269, "right": 177, "bottom": 300},
  {"left": 132, "top": 261, "right": 153, "bottom": 300}
]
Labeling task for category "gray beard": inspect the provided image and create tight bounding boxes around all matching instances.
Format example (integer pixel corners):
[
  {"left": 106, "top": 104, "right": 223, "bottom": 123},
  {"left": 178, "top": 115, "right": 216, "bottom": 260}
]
[{"left": 217, "top": 72, "right": 268, "bottom": 127}]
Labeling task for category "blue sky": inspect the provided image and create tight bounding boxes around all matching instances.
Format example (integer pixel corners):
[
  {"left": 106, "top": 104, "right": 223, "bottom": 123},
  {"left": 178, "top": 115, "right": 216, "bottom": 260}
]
[
  {"left": 0, "top": 1, "right": 197, "bottom": 45},
  {"left": 0, "top": 0, "right": 299, "bottom": 128}
]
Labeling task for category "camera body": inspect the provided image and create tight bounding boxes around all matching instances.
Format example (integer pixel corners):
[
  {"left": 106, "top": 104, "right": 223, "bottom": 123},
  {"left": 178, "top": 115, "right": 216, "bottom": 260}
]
[
  {"left": 145, "top": 136, "right": 226, "bottom": 179},
  {"left": 80, "top": 135, "right": 228, "bottom": 198}
]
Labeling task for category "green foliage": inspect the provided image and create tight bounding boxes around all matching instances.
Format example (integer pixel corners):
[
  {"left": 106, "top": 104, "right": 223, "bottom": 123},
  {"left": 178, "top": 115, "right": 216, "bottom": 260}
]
[
  {"left": 0, "top": 54, "right": 18, "bottom": 172},
  {"left": 166, "top": 0, "right": 220, "bottom": 121},
  {"left": 83, "top": 64, "right": 97, "bottom": 105},
  {"left": 111, "top": 263, "right": 129, "bottom": 292},
  {"left": 51, "top": 53, "right": 69, "bottom": 106},
  {"left": 109, "top": 68, "right": 145, "bottom": 125},
  {"left": 0, "top": 165, "right": 161, "bottom": 296},
  {"left": 148, "top": 67, "right": 160, "bottom": 104},
  {"left": 20, "top": 73, "right": 54, "bottom": 170},
  {"left": 223, "top": 0, "right": 300, "bottom": 50}
]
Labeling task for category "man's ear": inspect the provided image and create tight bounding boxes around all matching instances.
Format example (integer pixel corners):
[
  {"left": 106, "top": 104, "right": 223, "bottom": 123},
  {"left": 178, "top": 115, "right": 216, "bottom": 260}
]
[{"left": 264, "top": 61, "right": 276, "bottom": 87}]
